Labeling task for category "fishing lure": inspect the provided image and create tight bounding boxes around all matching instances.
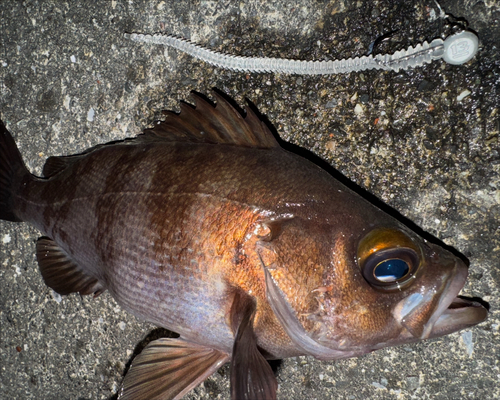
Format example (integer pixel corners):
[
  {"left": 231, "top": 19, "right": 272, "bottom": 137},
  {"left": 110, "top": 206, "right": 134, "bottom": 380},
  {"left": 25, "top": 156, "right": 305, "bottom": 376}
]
[{"left": 125, "top": 25, "right": 478, "bottom": 74}]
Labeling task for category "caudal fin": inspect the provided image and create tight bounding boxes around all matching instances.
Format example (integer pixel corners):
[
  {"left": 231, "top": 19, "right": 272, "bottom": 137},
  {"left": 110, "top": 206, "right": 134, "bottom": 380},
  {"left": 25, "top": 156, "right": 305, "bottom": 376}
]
[{"left": 0, "top": 120, "right": 31, "bottom": 222}]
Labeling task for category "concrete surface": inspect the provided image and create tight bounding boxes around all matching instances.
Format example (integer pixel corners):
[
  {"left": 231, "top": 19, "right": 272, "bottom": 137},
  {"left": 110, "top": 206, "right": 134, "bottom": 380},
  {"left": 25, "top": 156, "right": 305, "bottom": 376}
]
[{"left": 1, "top": 1, "right": 499, "bottom": 399}]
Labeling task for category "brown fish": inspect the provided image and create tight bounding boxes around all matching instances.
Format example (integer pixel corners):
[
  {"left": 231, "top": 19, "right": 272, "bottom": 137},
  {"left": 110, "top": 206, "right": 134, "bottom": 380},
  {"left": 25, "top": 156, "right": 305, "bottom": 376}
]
[{"left": 0, "top": 91, "right": 487, "bottom": 400}]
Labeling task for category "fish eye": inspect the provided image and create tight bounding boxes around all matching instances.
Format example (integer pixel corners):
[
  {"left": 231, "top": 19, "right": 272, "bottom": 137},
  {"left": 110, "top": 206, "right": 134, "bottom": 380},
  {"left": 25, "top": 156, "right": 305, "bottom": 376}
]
[
  {"left": 374, "top": 258, "right": 410, "bottom": 282},
  {"left": 362, "top": 248, "right": 418, "bottom": 288},
  {"left": 357, "top": 228, "right": 422, "bottom": 290}
]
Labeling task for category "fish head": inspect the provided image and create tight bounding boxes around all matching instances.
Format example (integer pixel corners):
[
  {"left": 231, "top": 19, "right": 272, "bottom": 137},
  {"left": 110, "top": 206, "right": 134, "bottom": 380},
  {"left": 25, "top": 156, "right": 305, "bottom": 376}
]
[{"left": 258, "top": 217, "right": 488, "bottom": 360}]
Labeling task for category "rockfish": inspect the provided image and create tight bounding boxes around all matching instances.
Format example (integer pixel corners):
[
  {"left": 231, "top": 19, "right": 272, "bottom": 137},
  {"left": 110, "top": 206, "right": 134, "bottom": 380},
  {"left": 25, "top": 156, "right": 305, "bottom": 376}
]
[{"left": 0, "top": 91, "right": 487, "bottom": 400}]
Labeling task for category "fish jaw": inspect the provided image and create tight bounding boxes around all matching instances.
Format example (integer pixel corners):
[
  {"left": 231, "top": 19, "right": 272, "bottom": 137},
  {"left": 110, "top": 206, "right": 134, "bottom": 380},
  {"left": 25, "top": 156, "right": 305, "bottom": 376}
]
[
  {"left": 392, "top": 244, "right": 487, "bottom": 341},
  {"left": 428, "top": 297, "right": 488, "bottom": 338}
]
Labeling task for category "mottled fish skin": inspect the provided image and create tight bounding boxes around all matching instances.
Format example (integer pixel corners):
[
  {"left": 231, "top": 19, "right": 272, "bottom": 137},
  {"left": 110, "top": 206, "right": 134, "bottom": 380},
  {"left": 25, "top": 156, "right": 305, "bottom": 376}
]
[
  {"left": 0, "top": 91, "right": 488, "bottom": 400},
  {"left": 17, "top": 138, "right": 385, "bottom": 355}
]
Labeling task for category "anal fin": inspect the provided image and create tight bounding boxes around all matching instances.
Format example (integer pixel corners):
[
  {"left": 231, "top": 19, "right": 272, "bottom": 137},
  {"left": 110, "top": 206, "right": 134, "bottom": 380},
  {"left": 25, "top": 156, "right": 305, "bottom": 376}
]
[
  {"left": 230, "top": 289, "right": 278, "bottom": 400},
  {"left": 36, "top": 237, "right": 104, "bottom": 296},
  {"left": 118, "top": 337, "right": 229, "bottom": 400}
]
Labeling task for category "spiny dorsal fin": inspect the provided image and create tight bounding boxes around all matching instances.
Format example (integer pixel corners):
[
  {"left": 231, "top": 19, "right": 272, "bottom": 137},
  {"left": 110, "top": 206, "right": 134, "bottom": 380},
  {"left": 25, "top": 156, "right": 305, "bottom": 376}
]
[
  {"left": 118, "top": 338, "right": 229, "bottom": 400},
  {"left": 143, "top": 90, "right": 280, "bottom": 149},
  {"left": 36, "top": 237, "right": 104, "bottom": 296}
]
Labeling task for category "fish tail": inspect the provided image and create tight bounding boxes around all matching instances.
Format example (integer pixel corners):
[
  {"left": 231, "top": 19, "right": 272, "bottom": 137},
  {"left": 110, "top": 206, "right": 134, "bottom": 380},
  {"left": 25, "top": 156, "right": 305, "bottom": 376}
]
[{"left": 0, "top": 119, "right": 32, "bottom": 222}]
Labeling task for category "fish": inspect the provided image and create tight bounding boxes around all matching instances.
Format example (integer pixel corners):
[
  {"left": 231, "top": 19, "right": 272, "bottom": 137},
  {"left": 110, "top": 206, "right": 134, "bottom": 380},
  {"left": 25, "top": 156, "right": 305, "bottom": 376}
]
[{"left": 0, "top": 90, "right": 488, "bottom": 400}]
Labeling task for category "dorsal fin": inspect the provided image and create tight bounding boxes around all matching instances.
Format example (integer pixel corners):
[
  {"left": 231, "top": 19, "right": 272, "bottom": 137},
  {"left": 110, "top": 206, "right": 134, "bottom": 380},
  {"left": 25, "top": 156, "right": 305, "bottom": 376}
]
[
  {"left": 42, "top": 156, "right": 77, "bottom": 177},
  {"left": 143, "top": 90, "right": 280, "bottom": 149}
]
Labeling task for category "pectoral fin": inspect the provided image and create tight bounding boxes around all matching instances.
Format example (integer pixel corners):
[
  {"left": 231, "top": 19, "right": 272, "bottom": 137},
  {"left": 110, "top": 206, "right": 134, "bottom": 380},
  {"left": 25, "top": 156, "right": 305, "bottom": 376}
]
[
  {"left": 229, "top": 289, "right": 278, "bottom": 400},
  {"left": 119, "top": 338, "right": 229, "bottom": 400}
]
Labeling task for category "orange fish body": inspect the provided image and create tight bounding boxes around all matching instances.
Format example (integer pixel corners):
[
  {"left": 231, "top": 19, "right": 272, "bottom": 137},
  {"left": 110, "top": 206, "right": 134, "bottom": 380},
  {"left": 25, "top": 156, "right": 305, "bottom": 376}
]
[{"left": 0, "top": 91, "right": 487, "bottom": 400}]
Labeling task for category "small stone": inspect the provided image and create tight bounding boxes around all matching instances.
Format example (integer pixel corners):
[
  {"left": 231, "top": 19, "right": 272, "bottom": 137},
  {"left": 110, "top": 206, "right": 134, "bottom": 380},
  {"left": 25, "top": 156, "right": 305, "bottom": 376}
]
[
  {"left": 406, "top": 376, "right": 419, "bottom": 391},
  {"left": 371, "top": 381, "right": 386, "bottom": 389},
  {"left": 325, "top": 99, "right": 337, "bottom": 108},
  {"left": 87, "top": 107, "right": 95, "bottom": 122},
  {"left": 51, "top": 291, "right": 62, "bottom": 303},
  {"left": 417, "top": 80, "right": 434, "bottom": 92},
  {"left": 457, "top": 89, "right": 471, "bottom": 101},
  {"left": 461, "top": 330, "right": 474, "bottom": 356}
]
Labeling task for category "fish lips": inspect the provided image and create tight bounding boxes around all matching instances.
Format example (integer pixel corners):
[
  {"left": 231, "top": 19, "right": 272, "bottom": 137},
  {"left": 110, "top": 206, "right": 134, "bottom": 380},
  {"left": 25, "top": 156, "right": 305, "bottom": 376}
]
[
  {"left": 428, "top": 296, "right": 488, "bottom": 339},
  {"left": 394, "top": 255, "right": 488, "bottom": 340}
]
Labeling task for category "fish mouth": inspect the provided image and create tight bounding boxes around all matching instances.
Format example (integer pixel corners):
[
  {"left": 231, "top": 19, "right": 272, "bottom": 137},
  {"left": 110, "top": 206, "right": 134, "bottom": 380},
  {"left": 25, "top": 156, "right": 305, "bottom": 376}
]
[
  {"left": 427, "top": 296, "right": 488, "bottom": 339},
  {"left": 395, "top": 260, "right": 488, "bottom": 340},
  {"left": 423, "top": 265, "right": 488, "bottom": 339}
]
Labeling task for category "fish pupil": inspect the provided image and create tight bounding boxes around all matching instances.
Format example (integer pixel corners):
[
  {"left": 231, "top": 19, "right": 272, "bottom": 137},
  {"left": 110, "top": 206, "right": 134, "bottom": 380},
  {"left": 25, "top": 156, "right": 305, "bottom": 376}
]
[{"left": 373, "top": 259, "right": 410, "bottom": 282}]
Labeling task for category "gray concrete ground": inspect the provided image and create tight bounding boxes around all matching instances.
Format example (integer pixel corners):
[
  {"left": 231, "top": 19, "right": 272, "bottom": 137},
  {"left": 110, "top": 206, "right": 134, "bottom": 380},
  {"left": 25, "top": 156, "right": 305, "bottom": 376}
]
[{"left": 1, "top": 1, "right": 499, "bottom": 399}]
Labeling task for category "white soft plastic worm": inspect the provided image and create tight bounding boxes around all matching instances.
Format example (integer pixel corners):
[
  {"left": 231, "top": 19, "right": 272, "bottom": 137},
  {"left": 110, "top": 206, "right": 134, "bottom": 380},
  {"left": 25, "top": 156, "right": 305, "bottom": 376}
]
[{"left": 124, "top": 31, "right": 478, "bottom": 75}]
